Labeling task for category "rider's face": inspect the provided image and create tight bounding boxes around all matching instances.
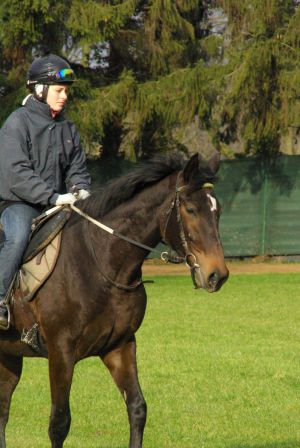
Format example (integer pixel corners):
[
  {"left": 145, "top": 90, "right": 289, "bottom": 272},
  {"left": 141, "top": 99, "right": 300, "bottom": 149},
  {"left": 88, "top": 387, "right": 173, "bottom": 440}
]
[{"left": 47, "top": 85, "right": 69, "bottom": 112}]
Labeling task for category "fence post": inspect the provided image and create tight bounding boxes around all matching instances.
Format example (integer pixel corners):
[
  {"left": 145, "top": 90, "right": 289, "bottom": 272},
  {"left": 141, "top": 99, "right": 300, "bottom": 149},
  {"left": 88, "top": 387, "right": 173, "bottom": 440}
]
[{"left": 261, "top": 157, "right": 269, "bottom": 255}]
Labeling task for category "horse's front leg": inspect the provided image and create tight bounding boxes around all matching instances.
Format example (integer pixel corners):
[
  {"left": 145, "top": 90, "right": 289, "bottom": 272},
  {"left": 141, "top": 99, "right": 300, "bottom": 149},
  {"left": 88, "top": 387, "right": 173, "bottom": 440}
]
[
  {"left": 0, "top": 354, "right": 23, "bottom": 448},
  {"left": 48, "top": 344, "right": 75, "bottom": 448},
  {"left": 101, "top": 336, "right": 147, "bottom": 448}
]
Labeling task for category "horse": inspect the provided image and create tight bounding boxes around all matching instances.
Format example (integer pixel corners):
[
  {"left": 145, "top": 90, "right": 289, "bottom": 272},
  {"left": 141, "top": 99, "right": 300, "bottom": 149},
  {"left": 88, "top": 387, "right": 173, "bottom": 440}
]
[{"left": 0, "top": 151, "right": 229, "bottom": 448}]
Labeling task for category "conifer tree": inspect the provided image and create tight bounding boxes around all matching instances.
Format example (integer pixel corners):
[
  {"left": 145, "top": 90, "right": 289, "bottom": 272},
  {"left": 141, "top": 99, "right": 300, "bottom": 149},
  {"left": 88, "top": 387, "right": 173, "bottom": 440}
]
[
  {"left": 1, "top": 0, "right": 300, "bottom": 158},
  {"left": 215, "top": 0, "right": 300, "bottom": 155}
]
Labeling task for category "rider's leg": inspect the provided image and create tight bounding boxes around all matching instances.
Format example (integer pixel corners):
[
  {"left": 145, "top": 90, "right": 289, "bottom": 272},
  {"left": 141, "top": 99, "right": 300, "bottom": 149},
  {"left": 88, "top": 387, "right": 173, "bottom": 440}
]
[{"left": 0, "top": 203, "right": 40, "bottom": 327}]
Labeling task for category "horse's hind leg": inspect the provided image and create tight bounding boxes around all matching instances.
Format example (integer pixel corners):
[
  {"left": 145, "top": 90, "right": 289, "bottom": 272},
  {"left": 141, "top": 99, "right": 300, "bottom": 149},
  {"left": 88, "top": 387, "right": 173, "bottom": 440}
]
[
  {"left": 48, "top": 346, "right": 75, "bottom": 448},
  {"left": 101, "top": 336, "right": 147, "bottom": 448},
  {"left": 0, "top": 355, "right": 23, "bottom": 448}
]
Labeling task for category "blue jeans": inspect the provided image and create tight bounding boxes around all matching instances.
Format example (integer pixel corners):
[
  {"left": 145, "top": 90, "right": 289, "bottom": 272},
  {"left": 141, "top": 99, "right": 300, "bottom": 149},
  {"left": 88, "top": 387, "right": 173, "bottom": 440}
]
[{"left": 0, "top": 203, "right": 41, "bottom": 301}]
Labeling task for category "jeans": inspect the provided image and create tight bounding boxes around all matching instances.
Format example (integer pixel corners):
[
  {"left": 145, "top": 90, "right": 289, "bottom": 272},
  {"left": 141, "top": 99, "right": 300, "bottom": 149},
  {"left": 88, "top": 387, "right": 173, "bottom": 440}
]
[{"left": 0, "top": 203, "right": 41, "bottom": 301}]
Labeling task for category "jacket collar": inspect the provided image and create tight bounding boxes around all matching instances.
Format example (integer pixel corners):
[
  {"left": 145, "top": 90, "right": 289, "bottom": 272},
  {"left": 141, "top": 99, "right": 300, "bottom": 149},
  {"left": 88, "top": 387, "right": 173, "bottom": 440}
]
[{"left": 25, "top": 95, "right": 65, "bottom": 121}]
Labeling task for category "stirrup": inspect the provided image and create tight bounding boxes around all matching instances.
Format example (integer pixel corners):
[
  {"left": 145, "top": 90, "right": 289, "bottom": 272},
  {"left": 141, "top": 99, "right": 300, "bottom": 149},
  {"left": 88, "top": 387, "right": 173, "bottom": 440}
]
[{"left": 0, "top": 304, "right": 10, "bottom": 331}]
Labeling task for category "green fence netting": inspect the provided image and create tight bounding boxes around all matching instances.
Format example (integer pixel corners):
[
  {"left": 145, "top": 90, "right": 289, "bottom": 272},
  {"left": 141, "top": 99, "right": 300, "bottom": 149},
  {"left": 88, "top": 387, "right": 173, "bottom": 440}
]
[
  {"left": 88, "top": 154, "right": 300, "bottom": 258},
  {"left": 216, "top": 155, "right": 300, "bottom": 256}
]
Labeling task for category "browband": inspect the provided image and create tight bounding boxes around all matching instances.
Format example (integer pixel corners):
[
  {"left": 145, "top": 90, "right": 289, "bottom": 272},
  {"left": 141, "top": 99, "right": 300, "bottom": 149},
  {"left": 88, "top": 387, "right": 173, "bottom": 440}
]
[{"left": 176, "top": 182, "right": 214, "bottom": 193}]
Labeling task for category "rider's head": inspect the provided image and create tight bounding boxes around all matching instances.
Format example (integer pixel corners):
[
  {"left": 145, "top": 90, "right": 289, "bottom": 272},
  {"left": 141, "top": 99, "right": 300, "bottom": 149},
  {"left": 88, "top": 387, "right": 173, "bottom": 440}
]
[{"left": 26, "top": 53, "right": 75, "bottom": 112}]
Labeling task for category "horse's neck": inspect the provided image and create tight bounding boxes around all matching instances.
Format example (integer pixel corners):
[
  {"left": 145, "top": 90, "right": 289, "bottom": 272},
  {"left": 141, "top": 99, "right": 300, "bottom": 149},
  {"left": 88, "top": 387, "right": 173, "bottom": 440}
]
[
  {"left": 111, "top": 175, "right": 173, "bottom": 248},
  {"left": 91, "top": 175, "right": 175, "bottom": 274}
]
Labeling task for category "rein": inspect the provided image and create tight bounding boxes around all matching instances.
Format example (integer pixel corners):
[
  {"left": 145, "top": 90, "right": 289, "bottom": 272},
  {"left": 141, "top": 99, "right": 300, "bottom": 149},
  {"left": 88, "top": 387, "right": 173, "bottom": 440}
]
[
  {"left": 69, "top": 203, "right": 182, "bottom": 292},
  {"left": 70, "top": 204, "right": 183, "bottom": 263}
]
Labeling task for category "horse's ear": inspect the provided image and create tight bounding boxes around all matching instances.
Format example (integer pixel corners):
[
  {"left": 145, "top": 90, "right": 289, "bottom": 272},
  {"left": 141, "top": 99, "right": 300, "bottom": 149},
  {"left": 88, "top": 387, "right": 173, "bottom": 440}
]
[
  {"left": 183, "top": 153, "right": 200, "bottom": 183},
  {"left": 207, "top": 150, "right": 220, "bottom": 174}
]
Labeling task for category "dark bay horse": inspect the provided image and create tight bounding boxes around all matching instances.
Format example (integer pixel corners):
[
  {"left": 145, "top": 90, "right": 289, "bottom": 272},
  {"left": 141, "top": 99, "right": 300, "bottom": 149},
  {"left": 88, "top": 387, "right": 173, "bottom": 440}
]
[{"left": 0, "top": 151, "right": 228, "bottom": 448}]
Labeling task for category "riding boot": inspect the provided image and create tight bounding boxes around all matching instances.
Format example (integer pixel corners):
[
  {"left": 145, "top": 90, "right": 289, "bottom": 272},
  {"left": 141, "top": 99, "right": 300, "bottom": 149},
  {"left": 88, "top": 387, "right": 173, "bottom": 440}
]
[{"left": 0, "top": 300, "right": 8, "bottom": 329}]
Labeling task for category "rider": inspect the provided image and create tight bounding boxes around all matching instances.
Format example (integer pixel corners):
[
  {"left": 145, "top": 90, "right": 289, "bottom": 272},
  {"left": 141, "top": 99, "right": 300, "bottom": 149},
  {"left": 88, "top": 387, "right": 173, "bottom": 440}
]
[{"left": 0, "top": 53, "right": 91, "bottom": 328}]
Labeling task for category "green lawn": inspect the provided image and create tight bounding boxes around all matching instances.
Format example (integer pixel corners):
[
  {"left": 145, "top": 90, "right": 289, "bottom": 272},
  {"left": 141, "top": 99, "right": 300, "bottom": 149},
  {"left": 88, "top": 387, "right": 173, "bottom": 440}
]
[{"left": 6, "top": 274, "right": 300, "bottom": 447}]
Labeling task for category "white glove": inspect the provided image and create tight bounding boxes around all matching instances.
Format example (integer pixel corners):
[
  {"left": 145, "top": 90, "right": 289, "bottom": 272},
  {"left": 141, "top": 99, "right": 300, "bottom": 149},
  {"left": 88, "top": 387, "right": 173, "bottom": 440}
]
[
  {"left": 76, "top": 189, "right": 91, "bottom": 200},
  {"left": 55, "top": 193, "right": 77, "bottom": 206}
]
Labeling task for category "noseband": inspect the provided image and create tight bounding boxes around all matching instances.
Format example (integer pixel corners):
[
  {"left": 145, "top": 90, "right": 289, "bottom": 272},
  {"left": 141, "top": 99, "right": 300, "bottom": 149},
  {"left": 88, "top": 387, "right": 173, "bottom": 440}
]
[{"left": 162, "top": 173, "right": 214, "bottom": 288}]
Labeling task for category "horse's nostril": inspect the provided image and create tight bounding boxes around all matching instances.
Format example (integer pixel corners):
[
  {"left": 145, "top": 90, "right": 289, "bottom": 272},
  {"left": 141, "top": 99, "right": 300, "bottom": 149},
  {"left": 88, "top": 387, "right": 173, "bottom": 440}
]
[{"left": 208, "top": 271, "right": 219, "bottom": 285}]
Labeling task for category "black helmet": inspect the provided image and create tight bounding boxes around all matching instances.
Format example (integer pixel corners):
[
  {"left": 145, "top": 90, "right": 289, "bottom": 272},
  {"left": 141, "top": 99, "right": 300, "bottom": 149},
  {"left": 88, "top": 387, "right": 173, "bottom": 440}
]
[{"left": 27, "top": 54, "right": 75, "bottom": 86}]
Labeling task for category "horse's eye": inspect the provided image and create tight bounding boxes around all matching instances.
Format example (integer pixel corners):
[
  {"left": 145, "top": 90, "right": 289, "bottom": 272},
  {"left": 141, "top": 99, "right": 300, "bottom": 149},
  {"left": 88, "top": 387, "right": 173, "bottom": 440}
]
[{"left": 186, "top": 207, "right": 196, "bottom": 215}]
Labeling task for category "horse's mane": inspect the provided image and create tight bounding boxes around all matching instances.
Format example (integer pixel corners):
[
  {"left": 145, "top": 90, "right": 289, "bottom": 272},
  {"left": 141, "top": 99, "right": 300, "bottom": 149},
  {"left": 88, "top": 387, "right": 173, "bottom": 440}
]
[{"left": 79, "top": 151, "right": 216, "bottom": 218}]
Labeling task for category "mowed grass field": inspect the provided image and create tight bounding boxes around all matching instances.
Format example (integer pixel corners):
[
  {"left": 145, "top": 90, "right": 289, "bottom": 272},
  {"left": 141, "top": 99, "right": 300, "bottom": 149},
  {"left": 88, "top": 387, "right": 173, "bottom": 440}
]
[{"left": 6, "top": 273, "right": 300, "bottom": 448}]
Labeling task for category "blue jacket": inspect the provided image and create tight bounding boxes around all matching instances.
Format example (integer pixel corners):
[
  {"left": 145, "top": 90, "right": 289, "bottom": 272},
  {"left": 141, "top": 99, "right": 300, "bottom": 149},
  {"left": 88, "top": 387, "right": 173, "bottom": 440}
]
[{"left": 0, "top": 95, "right": 91, "bottom": 206}]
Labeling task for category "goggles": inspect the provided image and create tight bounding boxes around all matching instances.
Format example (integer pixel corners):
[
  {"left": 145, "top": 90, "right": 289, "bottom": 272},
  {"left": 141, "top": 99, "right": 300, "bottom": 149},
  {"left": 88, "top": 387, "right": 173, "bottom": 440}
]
[{"left": 54, "top": 68, "right": 75, "bottom": 81}]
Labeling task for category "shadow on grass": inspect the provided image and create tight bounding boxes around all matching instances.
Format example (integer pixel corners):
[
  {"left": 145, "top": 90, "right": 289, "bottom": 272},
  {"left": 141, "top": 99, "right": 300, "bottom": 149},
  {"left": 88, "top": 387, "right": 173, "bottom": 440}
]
[{"left": 230, "top": 442, "right": 299, "bottom": 448}]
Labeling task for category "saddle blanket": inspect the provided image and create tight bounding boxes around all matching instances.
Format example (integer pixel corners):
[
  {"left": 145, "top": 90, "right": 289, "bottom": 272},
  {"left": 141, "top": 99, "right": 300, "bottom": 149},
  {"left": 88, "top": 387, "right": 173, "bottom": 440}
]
[
  {"left": 18, "top": 233, "right": 61, "bottom": 302},
  {"left": 9, "top": 207, "right": 71, "bottom": 303}
]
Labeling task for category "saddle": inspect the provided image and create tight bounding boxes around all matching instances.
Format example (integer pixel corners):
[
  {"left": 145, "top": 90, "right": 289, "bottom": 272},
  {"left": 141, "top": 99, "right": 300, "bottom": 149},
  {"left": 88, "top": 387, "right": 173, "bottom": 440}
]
[{"left": 0, "top": 207, "right": 71, "bottom": 303}]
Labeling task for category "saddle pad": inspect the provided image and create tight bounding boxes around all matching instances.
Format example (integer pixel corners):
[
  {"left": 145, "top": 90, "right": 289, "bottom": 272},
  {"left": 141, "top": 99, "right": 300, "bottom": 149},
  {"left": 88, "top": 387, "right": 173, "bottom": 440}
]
[{"left": 19, "top": 233, "right": 61, "bottom": 302}]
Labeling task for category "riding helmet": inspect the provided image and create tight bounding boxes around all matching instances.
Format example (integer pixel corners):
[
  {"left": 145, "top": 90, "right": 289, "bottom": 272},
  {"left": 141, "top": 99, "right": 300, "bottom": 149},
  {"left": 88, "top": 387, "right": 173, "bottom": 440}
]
[{"left": 26, "top": 53, "right": 75, "bottom": 87}]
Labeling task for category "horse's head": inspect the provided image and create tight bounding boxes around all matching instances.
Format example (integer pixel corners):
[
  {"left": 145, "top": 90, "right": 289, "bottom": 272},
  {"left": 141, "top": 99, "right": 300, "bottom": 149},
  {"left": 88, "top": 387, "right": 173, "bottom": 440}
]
[{"left": 161, "top": 151, "right": 229, "bottom": 292}]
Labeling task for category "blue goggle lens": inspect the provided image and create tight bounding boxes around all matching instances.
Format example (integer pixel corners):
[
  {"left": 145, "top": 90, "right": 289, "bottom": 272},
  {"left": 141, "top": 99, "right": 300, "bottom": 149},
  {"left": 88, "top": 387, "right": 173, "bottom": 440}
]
[{"left": 55, "top": 68, "right": 75, "bottom": 80}]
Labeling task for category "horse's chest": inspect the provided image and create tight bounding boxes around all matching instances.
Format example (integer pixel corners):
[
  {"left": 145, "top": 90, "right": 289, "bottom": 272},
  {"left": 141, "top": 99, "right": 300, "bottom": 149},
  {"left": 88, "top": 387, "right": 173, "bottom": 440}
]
[{"left": 113, "top": 292, "right": 147, "bottom": 334}]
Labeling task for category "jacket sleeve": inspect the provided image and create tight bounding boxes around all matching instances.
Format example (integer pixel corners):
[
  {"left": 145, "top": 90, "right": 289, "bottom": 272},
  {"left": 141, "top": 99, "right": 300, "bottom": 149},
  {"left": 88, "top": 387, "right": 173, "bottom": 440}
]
[
  {"left": 0, "top": 114, "right": 57, "bottom": 205},
  {"left": 65, "top": 124, "right": 91, "bottom": 191}
]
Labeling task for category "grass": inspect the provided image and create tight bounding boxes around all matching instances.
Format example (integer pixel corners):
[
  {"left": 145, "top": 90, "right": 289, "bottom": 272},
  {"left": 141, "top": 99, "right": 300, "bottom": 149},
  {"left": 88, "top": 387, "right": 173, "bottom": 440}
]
[{"left": 6, "top": 273, "right": 300, "bottom": 447}]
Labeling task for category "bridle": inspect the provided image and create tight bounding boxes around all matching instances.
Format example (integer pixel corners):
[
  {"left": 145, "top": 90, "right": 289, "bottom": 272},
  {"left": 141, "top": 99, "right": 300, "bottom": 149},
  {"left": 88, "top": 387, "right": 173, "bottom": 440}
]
[
  {"left": 63, "top": 173, "right": 214, "bottom": 291},
  {"left": 161, "top": 172, "right": 214, "bottom": 288}
]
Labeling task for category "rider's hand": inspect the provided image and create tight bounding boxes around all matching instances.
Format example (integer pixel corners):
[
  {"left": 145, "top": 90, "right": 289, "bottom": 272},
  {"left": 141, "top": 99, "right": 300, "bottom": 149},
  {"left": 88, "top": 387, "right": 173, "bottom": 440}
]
[
  {"left": 55, "top": 193, "right": 77, "bottom": 206},
  {"left": 76, "top": 189, "right": 90, "bottom": 200}
]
